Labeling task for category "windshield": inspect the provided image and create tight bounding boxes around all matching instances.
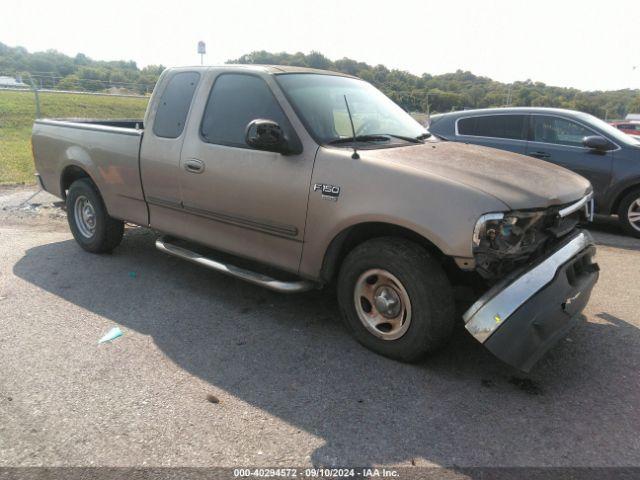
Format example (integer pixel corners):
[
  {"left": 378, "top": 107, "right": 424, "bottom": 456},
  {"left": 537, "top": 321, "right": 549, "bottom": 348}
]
[
  {"left": 577, "top": 112, "right": 640, "bottom": 147},
  {"left": 276, "top": 74, "right": 428, "bottom": 145}
]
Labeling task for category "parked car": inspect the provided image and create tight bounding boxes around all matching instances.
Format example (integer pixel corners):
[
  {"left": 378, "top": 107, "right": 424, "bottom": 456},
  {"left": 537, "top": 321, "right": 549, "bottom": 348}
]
[
  {"left": 32, "top": 67, "right": 599, "bottom": 372},
  {"left": 610, "top": 121, "right": 640, "bottom": 137},
  {"left": 429, "top": 108, "right": 640, "bottom": 237}
]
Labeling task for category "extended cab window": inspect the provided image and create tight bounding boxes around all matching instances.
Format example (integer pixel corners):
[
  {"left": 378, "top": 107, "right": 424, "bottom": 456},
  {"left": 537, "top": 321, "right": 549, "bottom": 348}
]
[
  {"left": 153, "top": 72, "right": 200, "bottom": 138},
  {"left": 201, "top": 74, "right": 290, "bottom": 148},
  {"left": 457, "top": 115, "right": 526, "bottom": 140},
  {"left": 532, "top": 116, "right": 592, "bottom": 147}
]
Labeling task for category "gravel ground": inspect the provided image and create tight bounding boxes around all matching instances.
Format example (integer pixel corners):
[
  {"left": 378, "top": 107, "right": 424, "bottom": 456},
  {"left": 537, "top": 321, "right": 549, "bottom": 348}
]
[{"left": 1, "top": 186, "right": 639, "bottom": 470}]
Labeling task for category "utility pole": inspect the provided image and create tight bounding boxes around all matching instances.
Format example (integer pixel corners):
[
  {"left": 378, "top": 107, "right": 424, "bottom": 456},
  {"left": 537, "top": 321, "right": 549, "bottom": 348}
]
[
  {"left": 425, "top": 93, "right": 431, "bottom": 123},
  {"left": 505, "top": 84, "right": 513, "bottom": 107},
  {"left": 425, "top": 92, "right": 440, "bottom": 124}
]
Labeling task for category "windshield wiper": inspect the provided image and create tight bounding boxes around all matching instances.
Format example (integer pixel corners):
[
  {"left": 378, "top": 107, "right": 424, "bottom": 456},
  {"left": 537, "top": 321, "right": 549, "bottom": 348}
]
[
  {"left": 382, "top": 134, "right": 423, "bottom": 144},
  {"left": 327, "top": 134, "right": 391, "bottom": 145},
  {"left": 327, "top": 133, "right": 429, "bottom": 146},
  {"left": 367, "top": 133, "right": 428, "bottom": 144}
]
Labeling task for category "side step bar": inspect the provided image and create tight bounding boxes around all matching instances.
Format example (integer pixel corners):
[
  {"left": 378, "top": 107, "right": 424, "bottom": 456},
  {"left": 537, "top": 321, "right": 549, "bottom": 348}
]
[{"left": 155, "top": 236, "right": 316, "bottom": 293}]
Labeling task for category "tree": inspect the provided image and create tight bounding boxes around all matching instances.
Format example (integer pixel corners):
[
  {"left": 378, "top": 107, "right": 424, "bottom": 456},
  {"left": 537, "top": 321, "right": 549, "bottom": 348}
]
[
  {"left": 56, "top": 75, "right": 80, "bottom": 90},
  {"left": 306, "top": 51, "right": 331, "bottom": 70},
  {"left": 1, "top": 41, "right": 639, "bottom": 117}
]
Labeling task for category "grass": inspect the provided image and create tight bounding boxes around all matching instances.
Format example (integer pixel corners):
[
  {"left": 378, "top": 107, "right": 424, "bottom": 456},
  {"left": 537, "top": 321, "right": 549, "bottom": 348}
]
[{"left": 0, "top": 90, "right": 148, "bottom": 184}]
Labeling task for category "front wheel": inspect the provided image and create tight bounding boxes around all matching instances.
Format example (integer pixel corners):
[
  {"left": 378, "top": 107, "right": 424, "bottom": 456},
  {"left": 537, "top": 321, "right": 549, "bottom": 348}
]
[
  {"left": 337, "top": 237, "right": 455, "bottom": 362},
  {"left": 618, "top": 188, "right": 640, "bottom": 238},
  {"left": 66, "top": 178, "right": 124, "bottom": 253}
]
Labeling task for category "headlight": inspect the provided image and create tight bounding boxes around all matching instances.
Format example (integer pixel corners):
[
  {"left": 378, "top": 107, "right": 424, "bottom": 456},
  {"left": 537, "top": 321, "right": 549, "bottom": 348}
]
[
  {"left": 472, "top": 211, "right": 544, "bottom": 249},
  {"left": 472, "top": 213, "right": 505, "bottom": 246}
]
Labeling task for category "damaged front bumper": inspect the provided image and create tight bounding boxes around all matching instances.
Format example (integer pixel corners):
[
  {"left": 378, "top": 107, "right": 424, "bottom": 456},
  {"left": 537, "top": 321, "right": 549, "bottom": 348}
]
[{"left": 463, "top": 230, "right": 599, "bottom": 372}]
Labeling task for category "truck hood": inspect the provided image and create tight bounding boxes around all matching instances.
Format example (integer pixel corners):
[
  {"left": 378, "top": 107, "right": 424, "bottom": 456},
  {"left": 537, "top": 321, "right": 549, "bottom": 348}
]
[{"left": 366, "top": 141, "right": 592, "bottom": 210}]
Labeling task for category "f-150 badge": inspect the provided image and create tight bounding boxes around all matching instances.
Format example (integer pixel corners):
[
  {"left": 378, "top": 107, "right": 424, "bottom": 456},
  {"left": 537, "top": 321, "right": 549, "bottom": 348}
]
[{"left": 313, "top": 183, "right": 340, "bottom": 202}]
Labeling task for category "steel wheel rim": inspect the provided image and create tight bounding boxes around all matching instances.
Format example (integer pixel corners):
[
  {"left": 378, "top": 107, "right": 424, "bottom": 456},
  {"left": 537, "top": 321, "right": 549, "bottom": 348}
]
[
  {"left": 74, "top": 195, "right": 96, "bottom": 238},
  {"left": 628, "top": 198, "right": 640, "bottom": 232},
  {"left": 353, "top": 268, "right": 412, "bottom": 341}
]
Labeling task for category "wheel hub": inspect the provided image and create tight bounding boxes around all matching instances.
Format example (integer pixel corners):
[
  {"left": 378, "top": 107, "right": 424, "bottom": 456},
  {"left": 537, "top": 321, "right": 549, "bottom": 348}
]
[
  {"left": 373, "top": 285, "right": 401, "bottom": 318},
  {"left": 74, "top": 195, "right": 97, "bottom": 238},
  {"left": 353, "top": 268, "right": 412, "bottom": 341},
  {"left": 628, "top": 198, "right": 640, "bottom": 232}
]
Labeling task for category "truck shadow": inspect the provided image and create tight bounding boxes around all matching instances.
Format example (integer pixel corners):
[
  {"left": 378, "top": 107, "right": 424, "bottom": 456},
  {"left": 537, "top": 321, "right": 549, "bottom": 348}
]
[{"left": 12, "top": 227, "right": 640, "bottom": 468}]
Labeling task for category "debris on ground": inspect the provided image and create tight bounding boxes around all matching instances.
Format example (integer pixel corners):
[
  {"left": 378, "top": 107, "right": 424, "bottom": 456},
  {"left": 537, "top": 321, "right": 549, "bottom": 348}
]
[
  {"left": 0, "top": 186, "right": 66, "bottom": 222},
  {"left": 98, "top": 327, "right": 123, "bottom": 344},
  {"left": 508, "top": 376, "right": 542, "bottom": 395},
  {"left": 206, "top": 394, "right": 220, "bottom": 404}
]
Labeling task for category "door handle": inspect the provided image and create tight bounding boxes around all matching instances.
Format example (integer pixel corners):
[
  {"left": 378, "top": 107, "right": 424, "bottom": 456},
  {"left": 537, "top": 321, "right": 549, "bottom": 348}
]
[
  {"left": 184, "top": 159, "right": 205, "bottom": 174},
  {"left": 529, "top": 151, "right": 551, "bottom": 159}
]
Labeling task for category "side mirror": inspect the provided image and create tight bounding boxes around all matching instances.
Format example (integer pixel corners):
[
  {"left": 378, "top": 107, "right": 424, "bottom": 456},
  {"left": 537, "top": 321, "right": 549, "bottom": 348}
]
[
  {"left": 583, "top": 135, "right": 613, "bottom": 152},
  {"left": 245, "top": 119, "right": 293, "bottom": 155}
]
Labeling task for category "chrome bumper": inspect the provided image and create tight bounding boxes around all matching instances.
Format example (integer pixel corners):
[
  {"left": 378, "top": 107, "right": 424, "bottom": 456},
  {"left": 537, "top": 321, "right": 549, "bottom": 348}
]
[{"left": 464, "top": 230, "right": 594, "bottom": 343}]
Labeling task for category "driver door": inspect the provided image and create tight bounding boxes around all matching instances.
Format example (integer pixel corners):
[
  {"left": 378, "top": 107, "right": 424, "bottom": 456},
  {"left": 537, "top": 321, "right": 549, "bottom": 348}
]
[
  {"left": 525, "top": 115, "right": 613, "bottom": 206},
  {"left": 178, "top": 72, "right": 316, "bottom": 273}
]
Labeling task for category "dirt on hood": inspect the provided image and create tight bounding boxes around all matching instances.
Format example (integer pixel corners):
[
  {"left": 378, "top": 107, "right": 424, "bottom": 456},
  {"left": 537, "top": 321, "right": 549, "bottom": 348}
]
[{"left": 365, "top": 140, "right": 592, "bottom": 210}]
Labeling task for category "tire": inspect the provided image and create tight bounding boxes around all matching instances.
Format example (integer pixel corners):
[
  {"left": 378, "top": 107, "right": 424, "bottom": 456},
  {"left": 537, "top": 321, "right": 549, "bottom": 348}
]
[
  {"left": 617, "top": 188, "right": 640, "bottom": 238},
  {"left": 66, "top": 178, "right": 124, "bottom": 253},
  {"left": 337, "top": 237, "right": 455, "bottom": 362}
]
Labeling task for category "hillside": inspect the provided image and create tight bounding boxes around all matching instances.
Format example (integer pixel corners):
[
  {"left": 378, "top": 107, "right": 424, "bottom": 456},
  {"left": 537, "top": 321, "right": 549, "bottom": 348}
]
[
  {"left": 2, "top": 42, "right": 639, "bottom": 117},
  {"left": 229, "top": 51, "right": 640, "bottom": 119}
]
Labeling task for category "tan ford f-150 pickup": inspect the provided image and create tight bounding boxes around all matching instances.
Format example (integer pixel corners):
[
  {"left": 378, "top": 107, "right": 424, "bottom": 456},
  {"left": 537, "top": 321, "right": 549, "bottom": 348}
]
[{"left": 32, "top": 65, "right": 599, "bottom": 371}]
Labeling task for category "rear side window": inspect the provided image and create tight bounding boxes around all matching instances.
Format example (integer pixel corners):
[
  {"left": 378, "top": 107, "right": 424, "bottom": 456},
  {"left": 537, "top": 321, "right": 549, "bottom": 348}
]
[
  {"left": 457, "top": 115, "right": 526, "bottom": 140},
  {"left": 531, "top": 116, "right": 592, "bottom": 147},
  {"left": 200, "top": 73, "right": 291, "bottom": 148},
  {"left": 153, "top": 72, "right": 200, "bottom": 138}
]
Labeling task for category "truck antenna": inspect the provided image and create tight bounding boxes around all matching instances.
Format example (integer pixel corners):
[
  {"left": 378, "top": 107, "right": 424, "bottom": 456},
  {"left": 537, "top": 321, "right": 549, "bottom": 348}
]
[{"left": 343, "top": 95, "right": 360, "bottom": 159}]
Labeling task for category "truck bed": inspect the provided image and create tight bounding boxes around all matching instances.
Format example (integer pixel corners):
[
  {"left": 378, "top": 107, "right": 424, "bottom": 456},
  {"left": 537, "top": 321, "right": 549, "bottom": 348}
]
[{"left": 32, "top": 118, "right": 148, "bottom": 226}]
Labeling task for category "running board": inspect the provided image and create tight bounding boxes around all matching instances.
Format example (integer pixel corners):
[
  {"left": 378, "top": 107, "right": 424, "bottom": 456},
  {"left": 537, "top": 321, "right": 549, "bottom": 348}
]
[{"left": 155, "top": 236, "right": 316, "bottom": 293}]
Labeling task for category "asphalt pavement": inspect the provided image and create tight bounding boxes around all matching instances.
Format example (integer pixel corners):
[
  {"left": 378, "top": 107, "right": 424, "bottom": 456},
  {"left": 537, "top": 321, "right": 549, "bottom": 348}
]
[{"left": 1, "top": 186, "right": 639, "bottom": 469}]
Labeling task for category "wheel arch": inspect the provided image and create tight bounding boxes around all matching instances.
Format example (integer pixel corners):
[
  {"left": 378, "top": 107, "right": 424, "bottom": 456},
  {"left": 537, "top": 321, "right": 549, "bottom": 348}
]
[
  {"left": 319, "top": 221, "right": 447, "bottom": 283},
  {"left": 610, "top": 181, "right": 640, "bottom": 215},
  {"left": 59, "top": 164, "right": 97, "bottom": 201}
]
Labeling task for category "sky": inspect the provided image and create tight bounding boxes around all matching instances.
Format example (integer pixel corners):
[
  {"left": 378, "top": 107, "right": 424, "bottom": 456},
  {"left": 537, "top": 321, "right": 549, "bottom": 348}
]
[{"left": 2, "top": 0, "right": 639, "bottom": 91}]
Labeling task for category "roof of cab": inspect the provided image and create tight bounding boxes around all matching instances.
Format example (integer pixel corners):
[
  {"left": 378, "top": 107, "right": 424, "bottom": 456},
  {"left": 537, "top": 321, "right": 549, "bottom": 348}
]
[{"left": 166, "top": 64, "right": 358, "bottom": 78}]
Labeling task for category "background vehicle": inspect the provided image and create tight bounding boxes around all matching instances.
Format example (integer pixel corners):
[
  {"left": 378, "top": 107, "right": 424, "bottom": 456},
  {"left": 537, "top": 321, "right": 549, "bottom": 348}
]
[
  {"left": 611, "top": 121, "right": 640, "bottom": 137},
  {"left": 429, "top": 107, "right": 640, "bottom": 237},
  {"left": 32, "top": 67, "right": 598, "bottom": 372}
]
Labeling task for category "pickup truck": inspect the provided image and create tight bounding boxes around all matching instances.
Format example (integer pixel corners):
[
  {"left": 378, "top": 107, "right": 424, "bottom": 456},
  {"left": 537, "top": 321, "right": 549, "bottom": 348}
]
[{"left": 32, "top": 65, "right": 600, "bottom": 372}]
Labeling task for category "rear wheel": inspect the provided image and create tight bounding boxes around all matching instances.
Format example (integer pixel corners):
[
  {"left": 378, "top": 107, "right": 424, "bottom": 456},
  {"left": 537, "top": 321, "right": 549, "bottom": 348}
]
[
  {"left": 337, "top": 237, "right": 455, "bottom": 362},
  {"left": 618, "top": 188, "right": 640, "bottom": 238},
  {"left": 66, "top": 178, "right": 124, "bottom": 253}
]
